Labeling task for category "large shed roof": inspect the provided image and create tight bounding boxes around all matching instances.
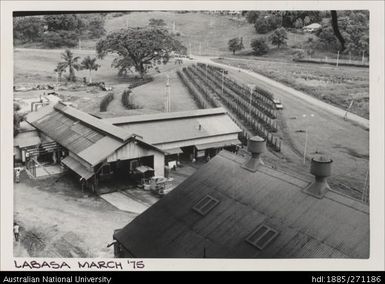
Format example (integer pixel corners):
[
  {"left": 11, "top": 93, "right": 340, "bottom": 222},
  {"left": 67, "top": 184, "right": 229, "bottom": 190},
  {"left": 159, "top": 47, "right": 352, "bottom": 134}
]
[
  {"left": 103, "top": 108, "right": 241, "bottom": 145},
  {"left": 25, "top": 103, "right": 159, "bottom": 166},
  {"left": 114, "top": 151, "right": 369, "bottom": 258}
]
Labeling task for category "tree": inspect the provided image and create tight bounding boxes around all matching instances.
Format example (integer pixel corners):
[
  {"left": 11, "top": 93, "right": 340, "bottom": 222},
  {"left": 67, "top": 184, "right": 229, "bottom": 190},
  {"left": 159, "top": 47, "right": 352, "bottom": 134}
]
[
  {"left": 42, "top": 30, "right": 79, "bottom": 48},
  {"left": 87, "top": 16, "right": 106, "bottom": 39},
  {"left": 96, "top": 27, "right": 185, "bottom": 78},
  {"left": 294, "top": 18, "right": 304, "bottom": 29},
  {"left": 13, "top": 16, "right": 44, "bottom": 43},
  {"left": 245, "top": 11, "right": 261, "bottom": 24},
  {"left": 228, "top": 37, "right": 244, "bottom": 55},
  {"left": 44, "top": 14, "right": 85, "bottom": 33},
  {"left": 250, "top": 38, "right": 269, "bottom": 55},
  {"left": 330, "top": 11, "right": 345, "bottom": 51},
  {"left": 80, "top": 56, "right": 100, "bottom": 83},
  {"left": 304, "top": 37, "right": 316, "bottom": 58},
  {"left": 316, "top": 11, "right": 369, "bottom": 55},
  {"left": 54, "top": 62, "right": 67, "bottom": 82},
  {"left": 148, "top": 18, "right": 167, "bottom": 27},
  {"left": 14, "top": 103, "right": 23, "bottom": 137},
  {"left": 269, "top": 27, "right": 288, "bottom": 48},
  {"left": 254, "top": 15, "right": 281, "bottom": 34},
  {"left": 59, "top": 49, "right": 81, "bottom": 81}
]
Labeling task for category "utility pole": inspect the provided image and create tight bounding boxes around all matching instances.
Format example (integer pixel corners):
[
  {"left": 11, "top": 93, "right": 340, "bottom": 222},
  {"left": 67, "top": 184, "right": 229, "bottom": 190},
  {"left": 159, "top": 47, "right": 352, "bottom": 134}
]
[
  {"left": 362, "top": 50, "right": 365, "bottom": 64},
  {"left": 336, "top": 50, "right": 340, "bottom": 67},
  {"left": 165, "top": 74, "right": 171, "bottom": 112},
  {"left": 344, "top": 98, "right": 354, "bottom": 120},
  {"left": 302, "top": 114, "right": 314, "bottom": 164},
  {"left": 247, "top": 84, "right": 255, "bottom": 125},
  {"left": 221, "top": 70, "right": 225, "bottom": 96},
  {"left": 361, "top": 169, "right": 369, "bottom": 203},
  {"left": 172, "top": 21, "right": 176, "bottom": 33}
]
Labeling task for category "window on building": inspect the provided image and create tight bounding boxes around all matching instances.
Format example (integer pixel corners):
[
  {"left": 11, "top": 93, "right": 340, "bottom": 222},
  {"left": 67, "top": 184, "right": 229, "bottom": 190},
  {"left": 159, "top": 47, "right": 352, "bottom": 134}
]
[
  {"left": 193, "top": 194, "right": 220, "bottom": 216},
  {"left": 246, "top": 224, "right": 279, "bottom": 250}
]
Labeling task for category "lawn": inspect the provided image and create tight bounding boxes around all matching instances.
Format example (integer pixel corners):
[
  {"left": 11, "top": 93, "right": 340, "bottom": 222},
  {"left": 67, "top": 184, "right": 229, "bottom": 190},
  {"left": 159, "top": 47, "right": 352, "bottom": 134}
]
[
  {"left": 13, "top": 48, "right": 199, "bottom": 115},
  {"left": 213, "top": 57, "right": 369, "bottom": 119}
]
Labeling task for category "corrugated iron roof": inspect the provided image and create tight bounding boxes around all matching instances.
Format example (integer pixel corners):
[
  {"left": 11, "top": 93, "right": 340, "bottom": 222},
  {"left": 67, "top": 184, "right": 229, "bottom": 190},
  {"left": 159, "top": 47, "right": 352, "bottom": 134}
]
[
  {"left": 54, "top": 103, "right": 131, "bottom": 141},
  {"left": 25, "top": 103, "right": 163, "bottom": 167},
  {"left": 195, "top": 139, "right": 241, "bottom": 150},
  {"left": 104, "top": 108, "right": 227, "bottom": 125},
  {"left": 61, "top": 155, "right": 94, "bottom": 180},
  {"left": 27, "top": 107, "right": 106, "bottom": 157},
  {"left": 105, "top": 112, "right": 241, "bottom": 145},
  {"left": 14, "top": 131, "right": 41, "bottom": 148},
  {"left": 114, "top": 150, "right": 369, "bottom": 258}
]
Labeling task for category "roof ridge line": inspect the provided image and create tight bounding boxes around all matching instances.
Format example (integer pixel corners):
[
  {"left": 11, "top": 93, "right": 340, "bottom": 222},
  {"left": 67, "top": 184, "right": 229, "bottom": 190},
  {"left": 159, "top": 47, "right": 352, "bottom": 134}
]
[
  {"left": 54, "top": 102, "right": 132, "bottom": 142},
  {"left": 103, "top": 107, "right": 227, "bottom": 125}
]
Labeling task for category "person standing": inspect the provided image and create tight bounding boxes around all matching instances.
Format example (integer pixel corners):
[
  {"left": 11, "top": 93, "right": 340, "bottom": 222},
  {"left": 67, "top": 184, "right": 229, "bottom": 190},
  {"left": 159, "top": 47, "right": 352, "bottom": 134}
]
[
  {"left": 15, "top": 167, "right": 22, "bottom": 183},
  {"left": 13, "top": 222, "right": 20, "bottom": 242}
]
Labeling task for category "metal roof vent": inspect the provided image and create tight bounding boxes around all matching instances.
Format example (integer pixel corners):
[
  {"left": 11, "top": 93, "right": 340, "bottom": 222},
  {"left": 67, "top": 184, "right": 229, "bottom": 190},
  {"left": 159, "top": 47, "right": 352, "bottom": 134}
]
[
  {"left": 241, "top": 136, "right": 266, "bottom": 172},
  {"left": 304, "top": 156, "right": 333, "bottom": 198}
]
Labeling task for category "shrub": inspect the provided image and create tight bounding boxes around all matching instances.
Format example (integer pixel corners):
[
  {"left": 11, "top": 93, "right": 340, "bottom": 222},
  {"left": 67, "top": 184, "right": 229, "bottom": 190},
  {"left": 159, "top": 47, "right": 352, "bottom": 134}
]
[
  {"left": 42, "top": 30, "right": 79, "bottom": 48},
  {"left": 99, "top": 92, "right": 114, "bottom": 112},
  {"left": 250, "top": 38, "right": 269, "bottom": 55},
  {"left": 121, "top": 89, "right": 133, "bottom": 109},
  {"left": 292, "top": 49, "right": 306, "bottom": 61}
]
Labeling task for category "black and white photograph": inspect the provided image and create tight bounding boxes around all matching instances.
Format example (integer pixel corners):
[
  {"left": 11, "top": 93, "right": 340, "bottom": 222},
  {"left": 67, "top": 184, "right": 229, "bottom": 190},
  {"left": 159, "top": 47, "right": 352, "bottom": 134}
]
[{"left": 1, "top": 0, "right": 384, "bottom": 271}]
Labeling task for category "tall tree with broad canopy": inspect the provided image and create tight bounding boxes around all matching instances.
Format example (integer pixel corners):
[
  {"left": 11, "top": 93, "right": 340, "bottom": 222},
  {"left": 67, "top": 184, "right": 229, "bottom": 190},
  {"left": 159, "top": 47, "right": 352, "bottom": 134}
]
[
  {"left": 80, "top": 56, "right": 100, "bottom": 83},
  {"left": 96, "top": 27, "right": 185, "bottom": 78}
]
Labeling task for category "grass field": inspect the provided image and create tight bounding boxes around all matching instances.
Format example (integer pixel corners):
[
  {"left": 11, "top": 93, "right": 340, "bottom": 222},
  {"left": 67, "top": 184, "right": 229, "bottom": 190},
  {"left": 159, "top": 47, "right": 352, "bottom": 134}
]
[
  {"left": 213, "top": 57, "right": 369, "bottom": 118},
  {"left": 13, "top": 48, "right": 198, "bottom": 115}
]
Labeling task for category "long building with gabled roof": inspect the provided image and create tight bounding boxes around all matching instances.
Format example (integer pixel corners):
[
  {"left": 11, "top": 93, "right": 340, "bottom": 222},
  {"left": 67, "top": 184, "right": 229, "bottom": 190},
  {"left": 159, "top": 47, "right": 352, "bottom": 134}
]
[{"left": 113, "top": 137, "right": 369, "bottom": 258}]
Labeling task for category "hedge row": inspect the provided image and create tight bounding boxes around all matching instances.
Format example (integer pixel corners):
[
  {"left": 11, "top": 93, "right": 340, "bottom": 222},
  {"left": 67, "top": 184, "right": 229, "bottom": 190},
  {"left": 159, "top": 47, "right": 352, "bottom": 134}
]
[
  {"left": 182, "top": 68, "right": 220, "bottom": 108},
  {"left": 99, "top": 92, "right": 114, "bottom": 112},
  {"left": 177, "top": 71, "right": 209, "bottom": 109}
]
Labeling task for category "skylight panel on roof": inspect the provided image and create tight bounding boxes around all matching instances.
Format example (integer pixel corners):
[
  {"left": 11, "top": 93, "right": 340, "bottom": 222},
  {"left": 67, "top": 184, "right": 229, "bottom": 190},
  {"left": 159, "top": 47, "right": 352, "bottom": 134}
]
[
  {"left": 246, "top": 224, "right": 279, "bottom": 250},
  {"left": 192, "top": 195, "right": 220, "bottom": 216}
]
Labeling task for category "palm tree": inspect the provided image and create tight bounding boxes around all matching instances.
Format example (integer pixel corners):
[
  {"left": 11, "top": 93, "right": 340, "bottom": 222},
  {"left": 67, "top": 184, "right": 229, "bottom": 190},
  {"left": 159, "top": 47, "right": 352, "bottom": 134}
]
[
  {"left": 80, "top": 56, "right": 100, "bottom": 84},
  {"left": 54, "top": 62, "right": 66, "bottom": 82},
  {"left": 59, "top": 49, "right": 81, "bottom": 82}
]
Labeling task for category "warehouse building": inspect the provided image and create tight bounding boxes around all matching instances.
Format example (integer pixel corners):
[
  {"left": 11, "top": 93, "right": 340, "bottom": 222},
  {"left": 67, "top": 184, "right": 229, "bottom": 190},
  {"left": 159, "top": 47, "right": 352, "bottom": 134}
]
[
  {"left": 23, "top": 102, "right": 241, "bottom": 191},
  {"left": 102, "top": 107, "right": 242, "bottom": 163},
  {"left": 112, "top": 137, "right": 369, "bottom": 258}
]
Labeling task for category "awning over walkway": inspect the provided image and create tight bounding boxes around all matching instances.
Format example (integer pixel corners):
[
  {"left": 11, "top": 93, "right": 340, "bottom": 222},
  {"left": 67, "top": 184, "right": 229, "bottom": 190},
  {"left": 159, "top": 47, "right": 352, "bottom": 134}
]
[
  {"left": 61, "top": 156, "right": 94, "bottom": 180},
  {"left": 195, "top": 139, "right": 241, "bottom": 151},
  {"left": 164, "top": 147, "right": 183, "bottom": 155},
  {"left": 14, "top": 131, "right": 41, "bottom": 148}
]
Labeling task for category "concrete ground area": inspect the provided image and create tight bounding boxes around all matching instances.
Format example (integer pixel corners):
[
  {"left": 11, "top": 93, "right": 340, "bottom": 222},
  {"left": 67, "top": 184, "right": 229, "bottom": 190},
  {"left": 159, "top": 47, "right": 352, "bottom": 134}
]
[{"left": 13, "top": 158, "right": 202, "bottom": 257}]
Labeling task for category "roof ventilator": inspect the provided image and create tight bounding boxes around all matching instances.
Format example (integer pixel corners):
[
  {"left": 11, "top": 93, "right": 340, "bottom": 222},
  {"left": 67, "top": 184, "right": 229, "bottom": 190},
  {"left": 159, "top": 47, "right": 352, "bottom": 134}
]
[
  {"left": 241, "top": 136, "right": 266, "bottom": 172},
  {"left": 303, "top": 155, "right": 333, "bottom": 198}
]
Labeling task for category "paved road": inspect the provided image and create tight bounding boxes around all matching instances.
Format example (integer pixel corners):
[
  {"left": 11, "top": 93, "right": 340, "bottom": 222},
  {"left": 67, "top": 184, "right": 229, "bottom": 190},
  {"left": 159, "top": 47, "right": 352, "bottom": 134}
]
[{"left": 193, "top": 55, "right": 369, "bottom": 129}]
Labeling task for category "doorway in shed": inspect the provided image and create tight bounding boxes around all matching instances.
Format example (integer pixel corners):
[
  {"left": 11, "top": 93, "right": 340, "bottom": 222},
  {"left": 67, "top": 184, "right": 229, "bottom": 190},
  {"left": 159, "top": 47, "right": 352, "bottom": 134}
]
[{"left": 97, "top": 155, "right": 155, "bottom": 193}]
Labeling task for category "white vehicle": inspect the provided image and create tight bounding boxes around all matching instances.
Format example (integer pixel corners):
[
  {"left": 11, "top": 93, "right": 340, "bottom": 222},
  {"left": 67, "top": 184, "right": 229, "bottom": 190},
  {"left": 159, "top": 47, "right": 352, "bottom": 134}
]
[{"left": 273, "top": 99, "right": 283, "bottom": 110}]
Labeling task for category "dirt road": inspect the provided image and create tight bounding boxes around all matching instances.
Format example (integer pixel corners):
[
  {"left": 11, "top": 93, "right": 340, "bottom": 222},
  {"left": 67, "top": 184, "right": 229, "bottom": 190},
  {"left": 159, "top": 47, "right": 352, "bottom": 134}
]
[
  {"left": 194, "top": 55, "right": 369, "bottom": 129},
  {"left": 14, "top": 173, "right": 136, "bottom": 258},
  {"left": 193, "top": 55, "right": 369, "bottom": 198}
]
